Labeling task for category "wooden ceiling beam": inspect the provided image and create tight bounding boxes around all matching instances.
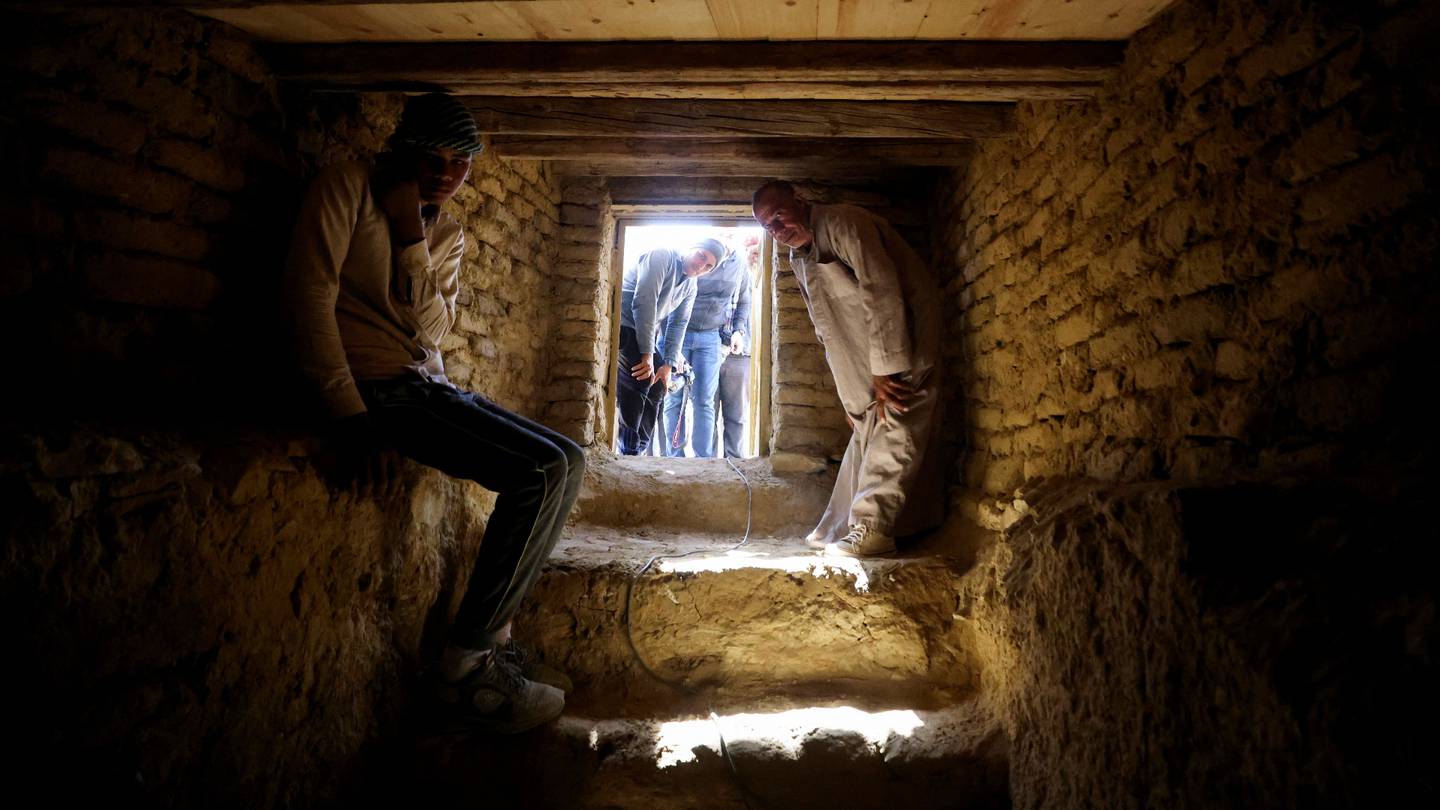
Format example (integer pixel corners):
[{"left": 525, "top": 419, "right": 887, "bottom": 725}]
[
  {"left": 268, "top": 40, "right": 1124, "bottom": 89},
  {"left": 550, "top": 160, "right": 942, "bottom": 181},
  {"left": 466, "top": 97, "right": 1013, "bottom": 139},
  {"left": 492, "top": 136, "right": 975, "bottom": 166},
  {"left": 330, "top": 80, "right": 1096, "bottom": 103}
]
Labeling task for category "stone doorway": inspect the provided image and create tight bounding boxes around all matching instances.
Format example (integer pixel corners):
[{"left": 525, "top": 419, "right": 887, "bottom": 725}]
[{"left": 604, "top": 217, "right": 775, "bottom": 460}]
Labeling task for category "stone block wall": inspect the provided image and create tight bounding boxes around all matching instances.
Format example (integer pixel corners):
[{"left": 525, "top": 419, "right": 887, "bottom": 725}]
[
  {"left": 543, "top": 176, "right": 616, "bottom": 445},
  {"left": 769, "top": 245, "right": 850, "bottom": 459},
  {"left": 937, "top": 0, "right": 1439, "bottom": 499},
  {"left": 933, "top": 1, "right": 1440, "bottom": 807},
  {"left": 1, "top": 8, "right": 293, "bottom": 417},
  {"left": 1, "top": 8, "right": 563, "bottom": 806}
]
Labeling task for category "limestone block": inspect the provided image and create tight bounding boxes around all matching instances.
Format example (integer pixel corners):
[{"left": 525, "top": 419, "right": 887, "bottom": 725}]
[
  {"left": 1055, "top": 308, "right": 1095, "bottom": 348},
  {"left": 775, "top": 387, "right": 839, "bottom": 409},
  {"left": 1150, "top": 295, "right": 1229, "bottom": 345},
  {"left": 559, "top": 203, "right": 601, "bottom": 227},
  {"left": 770, "top": 452, "right": 828, "bottom": 474},
  {"left": 33, "top": 96, "right": 148, "bottom": 156},
  {"left": 545, "top": 399, "right": 593, "bottom": 425},
  {"left": 42, "top": 148, "right": 194, "bottom": 215},
  {"left": 1133, "top": 351, "right": 1191, "bottom": 391},
  {"left": 83, "top": 253, "right": 221, "bottom": 310},
  {"left": 546, "top": 379, "right": 600, "bottom": 405},
  {"left": 81, "top": 210, "right": 212, "bottom": 262}
]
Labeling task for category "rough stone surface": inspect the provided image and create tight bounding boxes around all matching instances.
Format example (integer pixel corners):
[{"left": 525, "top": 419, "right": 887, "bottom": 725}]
[{"left": 954, "top": 478, "right": 1437, "bottom": 809}]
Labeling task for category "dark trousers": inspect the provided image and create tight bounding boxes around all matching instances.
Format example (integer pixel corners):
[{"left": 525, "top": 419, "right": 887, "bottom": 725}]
[
  {"left": 615, "top": 325, "right": 666, "bottom": 455},
  {"left": 358, "top": 379, "right": 584, "bottom": 650}
]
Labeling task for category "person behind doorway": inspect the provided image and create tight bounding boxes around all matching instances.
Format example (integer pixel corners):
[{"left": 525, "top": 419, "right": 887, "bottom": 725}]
[
  {"left": 615, "top": 238, "right": 722, "bottom": 455},
  {"left": 661, "top": 236, "right": 751, "bottom": 457},
  {"left": 285, "top": 93, "right": 582, "bottom": 734},
  {"left": 713, "top": 233, "right": 759, "bottom": 458},
  {"left": 751, "top": 180, "right": 945, "bottom": 557}
]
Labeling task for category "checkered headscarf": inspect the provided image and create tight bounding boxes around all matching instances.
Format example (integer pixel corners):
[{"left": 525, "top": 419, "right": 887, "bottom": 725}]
[{"left": 389, "top": 93, "right": 484, "bottom": 156}]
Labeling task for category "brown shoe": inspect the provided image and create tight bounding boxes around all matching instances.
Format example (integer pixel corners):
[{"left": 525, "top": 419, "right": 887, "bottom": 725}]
[{"left": 823, "top": 524, "right": 896, "bottom": 558}]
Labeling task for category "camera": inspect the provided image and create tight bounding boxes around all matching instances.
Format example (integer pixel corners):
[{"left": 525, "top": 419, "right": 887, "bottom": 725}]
[{"left": 666, "top": 364, "right": 694, "bottom": 393}]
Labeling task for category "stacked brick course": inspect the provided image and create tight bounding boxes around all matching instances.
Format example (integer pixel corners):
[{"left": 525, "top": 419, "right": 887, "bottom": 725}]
[
  {"left": 938, "top": 2, "right": 1440, "bottom": 808},
  {"left": 937, "top": 0, "right": 1439, "bottom": 498},
  {"left": 543, "top": 176, "right": 616, "bottom": 445}
]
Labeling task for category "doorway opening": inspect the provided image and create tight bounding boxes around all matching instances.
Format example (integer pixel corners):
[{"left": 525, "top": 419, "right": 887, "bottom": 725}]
[{"left": 605, "top": 218, "right": 773, "bottom": 459}]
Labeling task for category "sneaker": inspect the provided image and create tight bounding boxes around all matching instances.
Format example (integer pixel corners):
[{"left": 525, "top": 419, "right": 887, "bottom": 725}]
[
  {"left": 804, "top": 529, "right": 827, "bottom": 550},
  {"left": 823, "top": 524, "right": 896, "bottom": 558},
  {"left": 434, "top": 652, "right": 565, "bottom": 734},
  {"left": 498, "top": 639, "right": 573, "bottom": 694}
]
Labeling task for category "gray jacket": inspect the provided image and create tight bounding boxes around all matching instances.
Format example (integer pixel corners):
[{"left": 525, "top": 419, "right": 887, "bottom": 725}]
[
  {"left": 620, "top": 248, "right": 696, "bottom": 365},
  {"left": 683, "top": 250, "right": 751, "bottom": 334}
]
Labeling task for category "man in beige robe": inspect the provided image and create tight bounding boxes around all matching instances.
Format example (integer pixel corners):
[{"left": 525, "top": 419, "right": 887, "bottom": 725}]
[{"left": 753, "top": 181, "right": 944, "bottom": 556}]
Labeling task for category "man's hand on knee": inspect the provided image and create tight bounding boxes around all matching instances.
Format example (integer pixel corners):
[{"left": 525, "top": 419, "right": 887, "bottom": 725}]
[
  {"left": 327, "top": 413, "right": 402, "bottom": 498},
  {"left": 872, "top": 374, "right": 916, "bottom": 422}
]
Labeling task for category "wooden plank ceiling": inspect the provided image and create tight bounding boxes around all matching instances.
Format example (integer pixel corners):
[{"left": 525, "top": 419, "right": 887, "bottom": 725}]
[{"left": 187, "top": 0, "right": 1175, "bottom": 179}]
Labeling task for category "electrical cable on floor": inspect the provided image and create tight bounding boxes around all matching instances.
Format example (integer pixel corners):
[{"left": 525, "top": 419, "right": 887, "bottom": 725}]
[{"left": 621, "top": 456, "right": 759, "bottom": 810}]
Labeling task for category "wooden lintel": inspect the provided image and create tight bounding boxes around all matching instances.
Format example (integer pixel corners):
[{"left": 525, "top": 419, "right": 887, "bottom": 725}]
[
  {"left": 492, "top": 137, "right": 975, "bottom": 166},
  {"left": 604, "top": 176, "right": 925, "bottom": 208},
  {"left": 466, "top": 97, "right": 1014, "bottom": 139},
  {"left": 551, "top": 160, "right": 943, "bottom": 181},
  {"left": 269, "top": 40, "right": 1124, "bottom": 88},
  {"left": 355, "top": 80, "right": 1097, "bottom": 103}
]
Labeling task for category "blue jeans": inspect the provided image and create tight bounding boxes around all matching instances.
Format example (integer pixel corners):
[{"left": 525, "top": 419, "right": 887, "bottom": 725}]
[
  {"left": 661, "top": 330, "right": 723, "bottom": 457},
  {"left": 358, "top": 379, "right": 584, "bottom": 650}
]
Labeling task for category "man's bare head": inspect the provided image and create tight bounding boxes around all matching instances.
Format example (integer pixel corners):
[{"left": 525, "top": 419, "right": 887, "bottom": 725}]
[{"left": 752, "top": 180, "right": 813, "bottom": 249}]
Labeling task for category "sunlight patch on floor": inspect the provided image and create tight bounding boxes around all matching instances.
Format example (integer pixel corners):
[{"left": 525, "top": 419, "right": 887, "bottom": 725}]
[
  {"left": 656, "top": 550, "right": 873, "bottom": 591},
  {"left": 654, "top": 705, "right": 924, "bottom": 768}
]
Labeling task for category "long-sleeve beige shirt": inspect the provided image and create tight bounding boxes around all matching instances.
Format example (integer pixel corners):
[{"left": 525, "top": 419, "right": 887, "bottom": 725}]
[
  {"left": 285, "top": 161, "right": 464, "bottom": 418},
  {"left": 789, "top": 203, "right": 942, "bottom": 415}
]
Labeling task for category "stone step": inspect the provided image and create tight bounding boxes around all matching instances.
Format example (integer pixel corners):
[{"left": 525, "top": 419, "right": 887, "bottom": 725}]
[
  {"left": 573, "top": 455, "right": 833, "bottom": 537},
  {"left": 403, "top": 693, "right": 1010, "bottom": 810},
  {"left": 513, "top": 527, "right": 982, "bottom": 713}
]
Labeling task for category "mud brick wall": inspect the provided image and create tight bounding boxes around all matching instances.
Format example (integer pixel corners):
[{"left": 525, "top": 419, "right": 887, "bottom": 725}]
[
  {"left": 937, "top": 0, "right": 1440, "bottom": 498},
  {"left": 938, "top": 1, "right": 1440, "bottom": 807},
  {"left": 0, "top": 8, "right": 292, "bottom": 419},
  {"left": 0, "top": 8, "right": 563, "bottom": 807},
  {"left": 544, "top": 176, "right": 616, "bottom": 445}
]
